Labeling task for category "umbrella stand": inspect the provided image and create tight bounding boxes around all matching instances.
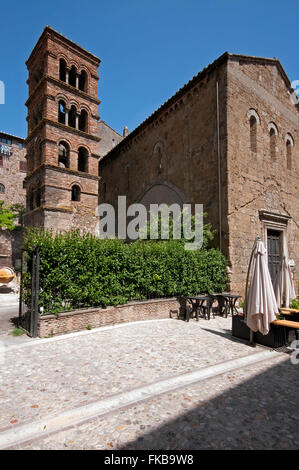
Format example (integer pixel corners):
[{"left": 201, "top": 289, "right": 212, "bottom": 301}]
[{"left": 245, "top": 235, "right": 261, "bottom": 346}]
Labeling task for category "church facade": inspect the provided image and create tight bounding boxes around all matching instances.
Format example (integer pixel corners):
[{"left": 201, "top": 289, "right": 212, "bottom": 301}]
[{"left": 99, "top": 53, "right": 299, "bottom": 295}]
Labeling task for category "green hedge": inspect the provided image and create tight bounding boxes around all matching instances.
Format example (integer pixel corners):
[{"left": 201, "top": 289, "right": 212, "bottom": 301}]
[{"left": 23, "top": 230, "right": 228, "bottom": 314}]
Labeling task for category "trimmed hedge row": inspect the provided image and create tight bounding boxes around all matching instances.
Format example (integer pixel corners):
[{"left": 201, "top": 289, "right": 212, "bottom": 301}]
[{"left": 23, "top": 230, "right": 228, "bottom": 314}]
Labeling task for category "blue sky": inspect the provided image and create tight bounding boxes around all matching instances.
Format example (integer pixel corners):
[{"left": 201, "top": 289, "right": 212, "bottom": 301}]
[{"left": 0, "top": 0, "right": 298, "bottom": 138}]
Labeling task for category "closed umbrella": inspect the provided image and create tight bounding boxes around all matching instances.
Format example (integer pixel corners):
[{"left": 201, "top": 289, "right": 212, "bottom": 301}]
[
  {"left": 245, "top": 236, "right": 278, "bottom": 340},
  {"left": 273, "top": 256, "right": 296, "bottom": 308}
]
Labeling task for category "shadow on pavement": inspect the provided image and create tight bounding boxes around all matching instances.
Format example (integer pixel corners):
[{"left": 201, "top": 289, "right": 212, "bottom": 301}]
[{"left": 120, "top": 357, "right": 298, "bottom": 450}]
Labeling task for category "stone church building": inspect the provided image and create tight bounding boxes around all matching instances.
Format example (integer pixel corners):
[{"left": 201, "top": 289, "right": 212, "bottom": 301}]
[
  {"left": 1, "top": 26, "right": 298, "bottom": 297},
  {"left": 99, "top": 52, "right": 299, "bottom": 295}
]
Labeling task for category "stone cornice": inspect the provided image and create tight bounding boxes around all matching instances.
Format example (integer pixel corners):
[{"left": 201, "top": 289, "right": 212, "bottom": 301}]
[
  {"left": 259, "top": 210, "right": 291, "bottom": 225},
  {"left": 25, "top": 163, "right": 101, "bottom": 181},
  {"left": 28, "top": 182, "right": 98, "bottom": 196},
  {"left": 25, "top": 118, "right": 101, "bottom": 144},
  {"left": 25, "top": 75, "right": 101, "bottom": 107},
  {"left": 25, "top": 206, "right": 73, "bottom": 216}
]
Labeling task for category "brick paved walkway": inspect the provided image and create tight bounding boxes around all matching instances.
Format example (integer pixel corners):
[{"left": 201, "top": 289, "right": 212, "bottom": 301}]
[{"left": 0, "top": 317, "right": 297, "bottom": 449}]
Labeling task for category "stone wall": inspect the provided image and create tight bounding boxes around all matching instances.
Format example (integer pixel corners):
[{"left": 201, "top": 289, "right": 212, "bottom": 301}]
[
  {"left": 0, "top": 137, "right": 26, "bottom": 207},
  {"left": 226, "top": 57, "right": 299, "bottom": 295},
  {"left": 100, "top": 54, "right": 299, "bottom": 298},
  {"left": 98, "top": 121, "right": 123, "bottom": 157},
  {"left": 100, "top": 58, "right": 228, "bottom": 249},
  {"left": 38, "top": 298, "right": 183, "bottom": 337},
  {"left": 0, "top": 135, "right": 26, "bottom": 268}
]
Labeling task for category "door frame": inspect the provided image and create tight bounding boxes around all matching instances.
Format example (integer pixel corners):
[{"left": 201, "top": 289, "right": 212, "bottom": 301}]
[{"left": 259, "top": 210, "right": 291, "bottom": 264}]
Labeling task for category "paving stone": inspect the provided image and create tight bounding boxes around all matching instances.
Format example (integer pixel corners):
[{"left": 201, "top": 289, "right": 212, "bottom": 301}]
[{"left": 1, "top": 317, "right": 298, "bottom": 449}]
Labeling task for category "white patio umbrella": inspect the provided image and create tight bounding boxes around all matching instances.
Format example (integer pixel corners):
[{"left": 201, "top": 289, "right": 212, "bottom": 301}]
[
  {"left": 273, "top": 256, "right": 296, "bottom": 308},
  {"left": 245, "top": 236, "right": 279, "bottom": 342}
]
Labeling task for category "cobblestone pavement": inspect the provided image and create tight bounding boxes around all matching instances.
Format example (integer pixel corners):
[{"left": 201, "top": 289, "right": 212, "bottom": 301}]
[
  {"left": 0, "top": 293, "right": 19, "bottom": 334},
  {"left": 0, "top": 317, "right": 297, "bottom": 449}
]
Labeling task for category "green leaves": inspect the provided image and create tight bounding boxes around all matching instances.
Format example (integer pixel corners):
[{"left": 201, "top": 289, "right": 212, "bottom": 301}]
[
  {"left": 0, "top": 202, "right": 25, "bottom": 230},
  {"left": 0, "top": 201, "right": 16, "bottom": 230},
  {"left": 23, "top": 229, "right": 228, "bottom": 314}
]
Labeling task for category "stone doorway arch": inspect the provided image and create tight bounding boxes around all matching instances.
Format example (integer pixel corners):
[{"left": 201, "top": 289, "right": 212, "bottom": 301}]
[{"left": 137, "top": 181, "right": 187, "bottom": 209}]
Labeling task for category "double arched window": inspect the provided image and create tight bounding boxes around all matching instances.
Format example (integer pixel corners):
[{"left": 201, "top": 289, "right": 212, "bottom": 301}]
[
  {"left": 57, "top": 143, "right": 90, "bottom": 173},
  {"left": 57, "top": 100, "right": 88, "bottom": 133}
]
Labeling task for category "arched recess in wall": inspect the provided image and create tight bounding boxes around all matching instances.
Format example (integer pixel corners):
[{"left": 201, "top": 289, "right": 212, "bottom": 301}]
[
  {"left": 247, "top": 109, "right": 260, "bottom": 153},
  {"left": 268, "top": 122, "right": 278, "bottom": 159},
  {"left": 153, "top": 141, "right": 166, "bottom": 176},
  {"left": 285, "top": 133, "right": 294, "bottom": 170},
  {"left": 137, "top": 180, "right": 187, "bottom": 210}
]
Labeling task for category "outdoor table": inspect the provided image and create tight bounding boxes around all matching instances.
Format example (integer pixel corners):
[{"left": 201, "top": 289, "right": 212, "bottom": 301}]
[
  {"left": 185, "top": 295, "right": 213, "bottom": 322},
  {"left": 278, "top": 309, "right": 299, "bottom": 340},
  {"left": 210, "top": 293, "right": 241, "bottom": 317}
]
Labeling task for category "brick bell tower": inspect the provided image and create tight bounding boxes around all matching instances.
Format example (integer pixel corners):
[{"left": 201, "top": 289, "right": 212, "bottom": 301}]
[{"left": 24, "top": 26, "right": 101, "bottom": 232}]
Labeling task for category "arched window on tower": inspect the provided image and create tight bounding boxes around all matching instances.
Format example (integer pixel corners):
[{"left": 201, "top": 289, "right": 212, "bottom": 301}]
[
  {"left": 69, "top": 65, "right": 77, "bottom": 88},
  {"left": 58, "top": 142, "right": 70, "bottom": 168},
  {"left": 59, "top": 59, "right": 67, "bottom": 82},
  {"left": 0, "top": 183, "right": 5, "bottom": 194},
  {"left": 78, "top": 147, "right": 88, "bottom": 172},
  {"left": 58, "top": 100, "right": 67, "bottom": 124},
  {"left": 249, "top": 115, "right": 257, "bottom": 153},
  {"left": 71, "top": 185, "right": 81, "bottom": 202},
  {"left": 79, "top": 70, "right": 87, "bottom": 92},
  {"left": 69, "top": 105, "right": 77, "bottom": 129},
  {"left": 79, "top": 109, "right": 88, "bottom": 132}
]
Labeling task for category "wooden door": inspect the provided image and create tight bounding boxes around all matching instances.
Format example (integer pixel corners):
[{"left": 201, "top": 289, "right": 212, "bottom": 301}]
[{"left": 267, "top": 229, "right": 282, "bottom": 283}]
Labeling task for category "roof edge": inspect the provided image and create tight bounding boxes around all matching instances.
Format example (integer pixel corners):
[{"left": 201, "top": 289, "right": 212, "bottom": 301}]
[
  {"left": 101, "top": 52, "right": 298, "bottom": 164},
  {"left": 26, "top": 26, "right": 101, "bottom": 67},
  {"left": 101, "top": 51, "right": 229, "bottom": 162}
]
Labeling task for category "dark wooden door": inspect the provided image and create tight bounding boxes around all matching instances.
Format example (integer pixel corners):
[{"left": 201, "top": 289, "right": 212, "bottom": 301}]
[{"left": 267, "top": 230, "right": 282, "bottom": 283}]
